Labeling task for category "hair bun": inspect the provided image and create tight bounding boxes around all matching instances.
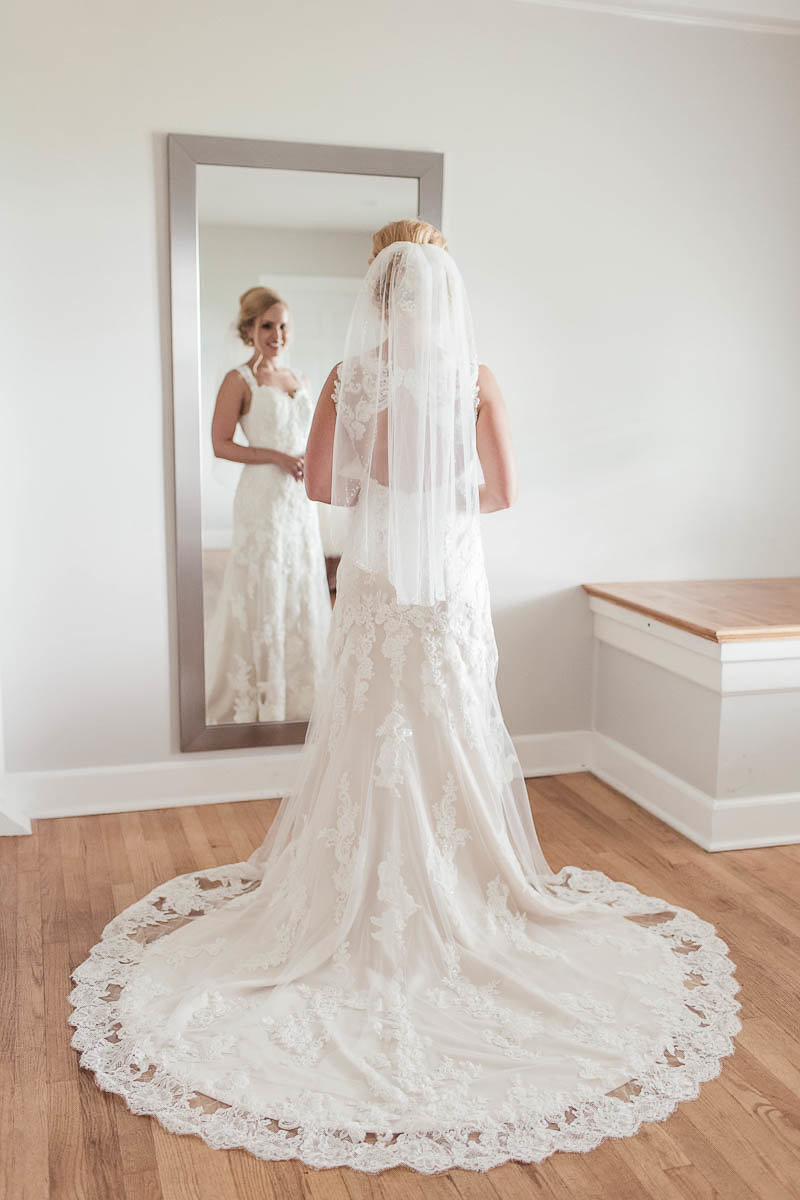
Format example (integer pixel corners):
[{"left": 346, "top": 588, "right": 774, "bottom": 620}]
[{"left": 236, "top": 286, "right": 286, "bottom": 346}]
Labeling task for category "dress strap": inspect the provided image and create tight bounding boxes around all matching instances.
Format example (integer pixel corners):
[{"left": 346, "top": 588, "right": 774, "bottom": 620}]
[{"left": 237, "top": 363, "right": 257, "bottom": 389}]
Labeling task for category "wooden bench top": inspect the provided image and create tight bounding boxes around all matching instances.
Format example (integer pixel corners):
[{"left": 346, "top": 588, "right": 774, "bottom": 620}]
[{"left": 581, "top": 578, "right": 800, "bottom": 643}]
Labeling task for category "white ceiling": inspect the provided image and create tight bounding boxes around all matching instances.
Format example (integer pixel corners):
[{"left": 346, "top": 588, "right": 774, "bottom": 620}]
[
  {"left": 514, "top": 0, "right": 800, "bottom": 32},
  {"left": 197, "top": 165, "right": 419, "bottom": 232}
]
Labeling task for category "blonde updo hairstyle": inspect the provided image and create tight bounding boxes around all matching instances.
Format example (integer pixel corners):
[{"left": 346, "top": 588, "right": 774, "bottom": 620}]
[
  {"left": 369, "top": 218, "right": 448, "bottom": 263},
  {"left": 236, "top": 286, "right": 287, "bottom": 346},
  {"left": 368, "top": 220, "right": 449, "bottom": 313}
]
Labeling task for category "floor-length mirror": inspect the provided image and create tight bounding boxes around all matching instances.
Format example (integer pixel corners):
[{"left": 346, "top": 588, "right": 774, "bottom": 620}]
[{"left": 168, "top": 136, "right": 444, "bottom": 750}]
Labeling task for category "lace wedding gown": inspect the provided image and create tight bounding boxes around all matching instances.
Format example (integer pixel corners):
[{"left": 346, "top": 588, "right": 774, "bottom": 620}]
[
  {"left": 205, "top": 363, "right": 332, "bottom": 723},
  {"left": 68, "top": 377, "right": 740, "bottom": 1175}
]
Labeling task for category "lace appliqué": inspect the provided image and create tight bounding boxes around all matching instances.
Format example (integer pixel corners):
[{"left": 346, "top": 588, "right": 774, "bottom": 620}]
[
  {"left": 427, "top": 773, "right": 471, "bottom": 897},
  {"left": 204, "top": 366, "right": 331, "bottom": 724},
  {"left": 69, "top": 861, "right": 740, "bottom": 1174},
  {"left": 317, "top": 773, "right": 360, "bottom": 923},
  {"left": 370, "top": 846, "right": 419, "bottom": 963}
]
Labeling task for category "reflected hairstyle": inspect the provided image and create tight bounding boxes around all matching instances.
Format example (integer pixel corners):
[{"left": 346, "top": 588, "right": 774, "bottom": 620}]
[{"left": 236, "top": 286, "right": 288, "bottom": 345}]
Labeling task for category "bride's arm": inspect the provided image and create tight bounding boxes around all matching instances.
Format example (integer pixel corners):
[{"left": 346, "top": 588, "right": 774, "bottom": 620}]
[
  {"left": 305, "top": 364, "right": 339, "bottom": 503},
  {"left": 211, "top": 370, "right": 294, "bottom": 470},
  {"left": 475, "top": 364, "right": 518, "bottom": 512}
]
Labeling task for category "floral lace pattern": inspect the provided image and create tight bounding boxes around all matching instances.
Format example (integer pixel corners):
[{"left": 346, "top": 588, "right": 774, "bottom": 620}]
[
  {"left": 332, "top": 361, "right": 480, "bottom": 414},
  {"left": 204, "top": 366, "right": 332, "bottom": 723},
  {"left": 68, "top": 861, "right": 739, "bottom": 1174},
  {"left": 69, "top": 423, "right": 740, "bottom": 1174}
]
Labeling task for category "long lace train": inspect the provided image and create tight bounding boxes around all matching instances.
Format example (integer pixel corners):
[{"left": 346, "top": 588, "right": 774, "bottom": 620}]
[
  {"left": 67, "top": 856, "right": 739, "bottom": 1173},
  {"left": 67, "top": 546, "right": 740, "bottom": 1173}
]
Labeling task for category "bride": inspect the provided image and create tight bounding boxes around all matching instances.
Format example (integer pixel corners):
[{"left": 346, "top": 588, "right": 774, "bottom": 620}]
[{"left": 68, "top": 219, "right": 740, "bottom": 1174}]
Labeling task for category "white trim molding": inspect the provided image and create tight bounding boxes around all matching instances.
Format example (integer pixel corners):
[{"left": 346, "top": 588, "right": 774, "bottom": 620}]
[
  {"left": 592, "top": 733, "right": 800, "bottom": 850},
  {"left": 5, "top": 734, "right": 592, "bottom": 825},
  {"left": 4, "top": 727, "right": 798, "bottom": 850},
  {"left": 588, "top": 596, "right": 800, "bottom": 695},
  {"left": 512, "top": 0, "right": 800, "bottom": 35},
  {"left": 0, "top": 789, "right": 31, "bottom": 836},
  {"left": 10, "top": 747, "right": 305, "bottom": 822}
]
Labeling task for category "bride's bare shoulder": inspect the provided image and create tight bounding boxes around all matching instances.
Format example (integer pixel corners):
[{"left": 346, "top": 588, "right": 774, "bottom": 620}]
[{"left": 476, "top": 363, "right": 503, "bottom": 409}]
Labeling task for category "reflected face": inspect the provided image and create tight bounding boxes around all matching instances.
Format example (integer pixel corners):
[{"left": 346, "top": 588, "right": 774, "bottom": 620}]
[{"left": 252, "top": 303, "right": 290, "bottom": 362}]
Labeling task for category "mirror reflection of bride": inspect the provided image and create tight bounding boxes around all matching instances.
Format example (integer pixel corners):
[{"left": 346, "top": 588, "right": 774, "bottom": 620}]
[{"left": 204, "top": 288, "right": 332, "bottom": 723}]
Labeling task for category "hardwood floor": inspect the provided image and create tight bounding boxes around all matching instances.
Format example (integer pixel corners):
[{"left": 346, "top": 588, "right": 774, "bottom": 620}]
[{"left": 3, "top": 773, "right": 799, "bottom": 1199}]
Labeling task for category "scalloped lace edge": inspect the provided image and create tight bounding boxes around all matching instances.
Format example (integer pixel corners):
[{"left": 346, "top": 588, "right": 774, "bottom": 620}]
[{"left": 67, "top": 863, "right": 741, "bottom": 1175}]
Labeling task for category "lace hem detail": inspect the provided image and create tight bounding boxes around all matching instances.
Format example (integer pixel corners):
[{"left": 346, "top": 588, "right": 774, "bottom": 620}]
[{"left": 68, "top": 863, "right": 740, "bottom": 1175}]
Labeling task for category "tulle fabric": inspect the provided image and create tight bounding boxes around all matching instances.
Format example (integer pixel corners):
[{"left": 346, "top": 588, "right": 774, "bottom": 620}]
[{"left": 331, "top": 241, "right": 479, "bottom": 606}]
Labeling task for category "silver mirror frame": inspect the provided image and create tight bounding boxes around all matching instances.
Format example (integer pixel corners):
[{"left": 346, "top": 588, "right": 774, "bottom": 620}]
[{"left": 167, "top": 133, "right": 444, "bottom": 751}]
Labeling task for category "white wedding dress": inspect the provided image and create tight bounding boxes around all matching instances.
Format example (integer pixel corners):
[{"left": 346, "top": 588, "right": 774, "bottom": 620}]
[
  {"left": 69, "top": 246, "right": 739, "bottom": 1174},
  {"left": 205, "top": 364, "right": 332, "bottom": 724},
  {"left": 68, "top": 387, "right": 740, "bottom": 1175}
]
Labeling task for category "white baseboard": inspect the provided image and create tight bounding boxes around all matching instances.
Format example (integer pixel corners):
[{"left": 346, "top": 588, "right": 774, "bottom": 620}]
[
  {"left": 591, "top": 733, "right": 716, "bottom": 848},
  {"left": 8, "top": 748, "right": 304, "bottom": 822},
  {"left": 512, "top": 730, "right": 593, "bottom": 777},
  {"left": 4, "top": 729, "right": 799, "bottom": 852},
  {"left": 0, "top": 788, "right": 31, "bottom": 835},
  {"left": 4, "top": 733, "right": 591, "bottom": 827},
  {"left": 591, "top": 733, "right": 800, "bottom": 851}
]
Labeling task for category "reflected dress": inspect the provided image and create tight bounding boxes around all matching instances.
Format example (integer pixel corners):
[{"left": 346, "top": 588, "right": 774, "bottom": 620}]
[
  {"left": 68, "top": 371, "right": 740, "bottom": 1173},
  {"left": 205, "top": 364, "right": 332, "bottom": 723}
]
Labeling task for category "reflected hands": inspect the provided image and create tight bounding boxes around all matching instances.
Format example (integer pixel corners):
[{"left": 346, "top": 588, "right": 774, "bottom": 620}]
[{"left": 274, "top": 452, "right": 305, "bottom": 481}]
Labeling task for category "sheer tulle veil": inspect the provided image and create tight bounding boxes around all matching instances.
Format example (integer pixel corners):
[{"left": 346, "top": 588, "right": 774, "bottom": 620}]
[{"left": 330, "top": 241, "right": 480, "bottom": 606}]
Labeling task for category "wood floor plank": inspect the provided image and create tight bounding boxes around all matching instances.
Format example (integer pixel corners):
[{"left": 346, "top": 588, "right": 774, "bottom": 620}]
[
  {"left": 579, "top": 1146, "right": 662, "bottom": 1200},
  {"left": 606, "top": 1123, "right": 695, "bottom": 1200},
  {"left": 656, "top": 1109, "right": 753, "bottom": 1200},
  {"left": 151, "top": 1122, "right": 239, "bottom": 1200},
  {"left": 224, "top": 1146, "right": 284, "bottom": 1200},
  {"left": 118, "top": 809, "right": 162, "bottom": 897},
  {"left": 486, "top": 1160, "right": 573, "bottom": 1198},
  {"left": 219, "top": 800, "right": 269, "bottom": 864},
  {"left": 122, "top": 1166, "right": 164, "bottom": 1200},
  {"left": 300, "top": 1161, "right": 372, "bottom": 1199},
  {"left": 99, "top": 811, "right": 135, "bottom": 891},
  {"left": 141, "top": 809, "right": 183, "bottom": 890},
  {"left": 13, "top": 828, "right": 49, "bottom": 1200},
  {"left": 196, "top": 802, "right": 238, "bottom": 864},
  {"left": 37, "top": 819, "right": 69, "bottom": 946},
  {"left": 57, "top": 817, "right": 128, "bottom": 1199},
  {"left": 661, "top": 1162, "right": 720, "bottom": 1199},
  {"left": 440, "top": 1165, "right": 504, "bottom": 1200},
  {"left": 80, "top": 814, "right": 118, "bottom": 935},
  {"left": 339, "top": 1170, "right": 377, "bottom": 1200},
  {"left": 176, "top": 805, "right": 218, "bottom": 872},
  {"left": 46, "top": 941, "right": 76, "bottom": 1086},
  {"left": 47, "top": 1077, "right": 92, "bottom": 1200},
  {"left": 678, "top": 1081, "right": 797, "bottom": 1200},
  {"left": 1, "top": 838, "right": 21, "bottom": 1199},
  {"left": 735, "top": 1015, "right": 800, "bottom": 1094},
  {"left": 718, "top": 1057, "right": 800, "bottom": 1165},
  {"left": 150, "top": 807, "right": 198, "bottom": 879},
  {"left": 114, "top": 1102, "right": 163, "bottom": 1200}
]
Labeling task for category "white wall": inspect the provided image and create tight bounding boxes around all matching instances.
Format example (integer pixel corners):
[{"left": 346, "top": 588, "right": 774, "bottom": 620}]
[{"left": 2, "top": 0, "right": 799, "bottom": 784}]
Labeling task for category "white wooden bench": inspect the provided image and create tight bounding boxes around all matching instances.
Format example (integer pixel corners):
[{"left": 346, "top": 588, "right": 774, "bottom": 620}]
[{"left": 582, "top": 579, "right": 800, "bottom": 851}]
